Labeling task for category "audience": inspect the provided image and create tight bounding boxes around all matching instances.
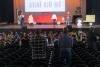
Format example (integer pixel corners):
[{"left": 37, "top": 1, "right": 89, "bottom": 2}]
[
  {"left": 59, "top": 27, "right": 73, "bottom": 67},
  {"left": 0, "top": 28, "right": 100, "bottom": 67}
]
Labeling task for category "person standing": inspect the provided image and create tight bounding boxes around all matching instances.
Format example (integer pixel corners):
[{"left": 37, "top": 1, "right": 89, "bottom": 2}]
[
  {"left": 17, "top": 10, "right": 24, "bottom": 27},
  {"left": 87, "top": 27, "right": 97, "bottom": 49},
  {"left": 59, "top": 27, "right": 73, "bottom": 67}
]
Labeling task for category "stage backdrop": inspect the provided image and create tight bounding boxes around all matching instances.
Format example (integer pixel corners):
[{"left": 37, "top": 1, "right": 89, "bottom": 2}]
[{"left": 14, "top": 0, "right": 86, "bottom": 24}]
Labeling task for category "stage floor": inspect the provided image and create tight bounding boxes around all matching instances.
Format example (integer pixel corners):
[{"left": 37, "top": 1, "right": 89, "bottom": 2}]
[
  {"left": 0, "top": 24, "right": 66, "bottom": 29},
  {"left": 0, "top": 24, "right": 100, "bottom": 30}
]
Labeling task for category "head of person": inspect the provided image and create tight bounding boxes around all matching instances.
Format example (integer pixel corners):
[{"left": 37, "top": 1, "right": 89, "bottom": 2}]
[{"left": 63, "top": 27, "right": 68, "bottom": 34}]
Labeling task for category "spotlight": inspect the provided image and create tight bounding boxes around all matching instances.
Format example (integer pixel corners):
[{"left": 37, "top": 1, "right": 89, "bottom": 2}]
[
  {"left": 77, "top": 18, "right": 82, "bottom": 23},
  {"left": 62, "top": 17, "right": 65, "bottom": 23},
  {"left": 28, "top": 14, "right": 36, "bottom": 24},
  {"left": 51, "top": 14, "right": 57, "bottom": 20},
  {"left": 89, "top": 23, "right": 93, "bottom": 26},
  {"left": 33, "top": 22, "right": 36, "bottom": 25},
  {"left": 57, "top": 21, "right": 61, "bottom": 25},
  {"left": 51, "top": 14, "right": 57, "bottom": 24},
  {"left": 77, "top": 18, "right": 82, "bottom": 28}
]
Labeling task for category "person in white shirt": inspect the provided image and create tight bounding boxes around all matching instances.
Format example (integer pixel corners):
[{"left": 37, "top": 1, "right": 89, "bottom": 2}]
[{"left": 17, "top": 10, "right": 24, "bottom": 25}]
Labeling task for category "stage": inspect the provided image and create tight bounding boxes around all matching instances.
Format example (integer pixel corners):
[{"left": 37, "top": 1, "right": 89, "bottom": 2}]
[
  {"left": 0, "top": 23, "right": 100, "bottom": 31},
  {"left": 0, "top": 24, "right": 100, "bottom": 29},
  {"left": 0, "top": 24, "right": 66, "bottom": 30}
]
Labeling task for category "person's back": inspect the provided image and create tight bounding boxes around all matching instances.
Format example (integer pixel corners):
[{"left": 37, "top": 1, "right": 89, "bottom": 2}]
[
  {"left": 59, "top": 34, "right": 72, "bottom": 48},
  {"left": 59, "top": 28, "right": 73, "bottom": 67},
  {"left": 31, "top": 34, "right": 47, "bottom": 59},
  {"left": 87, "top": 28, "right": 97, "bottom": 49}
]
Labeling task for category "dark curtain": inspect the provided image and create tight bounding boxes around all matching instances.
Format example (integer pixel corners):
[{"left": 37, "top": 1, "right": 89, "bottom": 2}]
[
  {"left": 0, "top": 0, "right": 100, "bottom": 24},
  {"left": 0, "top": 0, "right": 3, "bottom": 22},
  {"left": 86, "top": 0, "right": 100, "bottom": 24},
  {"left": 86, "top": 0, "right": 96, "bottom": 14},
  {"left": 0, "top": 0, "right": 14, "bottom": 23}
]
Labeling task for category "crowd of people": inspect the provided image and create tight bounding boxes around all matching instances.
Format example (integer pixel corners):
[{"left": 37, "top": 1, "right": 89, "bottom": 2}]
[
  {"left": 0, "top": 30, "right": 89, "bottom": 47},
  {"left": 0, "top": 27, "right": 100, "bottom": 67}
]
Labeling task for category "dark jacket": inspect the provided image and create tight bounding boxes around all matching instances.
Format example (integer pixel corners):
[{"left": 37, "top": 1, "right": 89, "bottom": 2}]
[{"left": 59, "top": 34, "right": 73, "bottom": 48}]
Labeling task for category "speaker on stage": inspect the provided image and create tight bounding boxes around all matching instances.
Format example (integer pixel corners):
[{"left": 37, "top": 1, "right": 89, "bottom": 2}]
[{"left": 51, "top": 14, "right": 57, "bottom": 24}]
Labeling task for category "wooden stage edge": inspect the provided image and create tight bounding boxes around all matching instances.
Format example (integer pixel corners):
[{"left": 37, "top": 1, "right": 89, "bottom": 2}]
[
  {"left": 0, "top": 24, "right": 66, "bottom": 30},
  {"left": 0, "top": 23, "right": 100, "bottom": 30}
]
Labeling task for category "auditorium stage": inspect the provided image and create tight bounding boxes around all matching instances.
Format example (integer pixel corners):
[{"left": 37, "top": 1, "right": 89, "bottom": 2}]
[
  {"left": 0, "top": 24, "right": 66, "bottom": 30},
  {"left": 0, "top": 24, "right": 100, "bottom": 31}
]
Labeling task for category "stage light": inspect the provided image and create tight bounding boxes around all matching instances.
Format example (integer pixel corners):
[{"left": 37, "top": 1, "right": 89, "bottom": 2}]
[
  {"left": 51, "top": 14, "right": 57, "bottom": 20},
  {"left": 77, "top": 18, "right": 82, "bottom": 23},
  {"left": 89, "top": 23, "right": 93, "bottom": 26},
  {"left": 28, "top": 14, "right": 36, "bottom": 24},
  {"left": 57, "top": 21, "right": 61, "bottom": 25},
  {"left": 77, "top": 22, "right": 82, "bottom": 28},
  {"left": 77, "top": 18, "right": 82, "bottom": 28},
  {"left": 33, "top": 22, "right": 36, "bottom": 25},
  {"left": 51, "top": 14, "right": 57, "bottom": 24},
  {"left": 62, "top": 17, "right": 65, "bottom": 23}
]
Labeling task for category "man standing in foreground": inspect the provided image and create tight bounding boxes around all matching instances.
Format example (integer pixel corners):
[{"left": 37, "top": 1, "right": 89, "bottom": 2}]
[{"left": 59, "top": 27, "right": 73, "bottom": 67}]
